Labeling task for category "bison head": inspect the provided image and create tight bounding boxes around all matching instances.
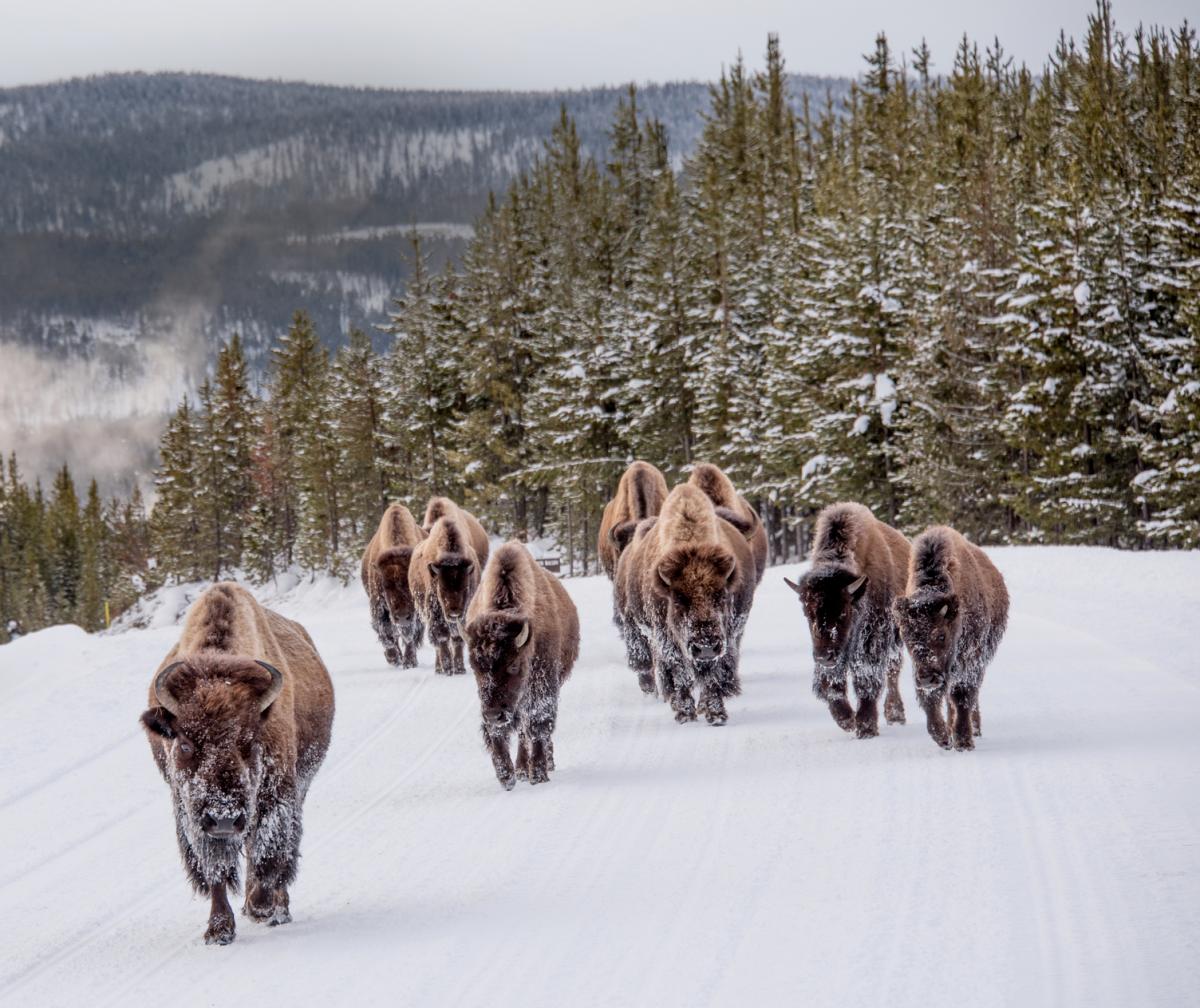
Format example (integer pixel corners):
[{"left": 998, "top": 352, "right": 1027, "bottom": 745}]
[
  {"left": 140, "top": 657, "right": 283, "bottom": 846},
  {"left": 464, "top": 613, "right": 531, "bottom": 730},
  {"left": 376, "top": 546, "right": 417, "bottom": 629},
  {"left": 785, "top": 565, "right": 869, "bottom": 673},
  {"left": 657, "top": 544, "right": 737, "bottom": 667},
  {"left": 428, "top": 552, "right": 478, "bottom": 626},
  {"left": 894, "top": 593, "right": 960, "bottom": 692}
]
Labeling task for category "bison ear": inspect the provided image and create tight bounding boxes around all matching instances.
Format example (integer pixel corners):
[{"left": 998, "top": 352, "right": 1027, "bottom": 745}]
[
  {"left": 846, "top": 574, "right": 869, "bottom": 600},
  {"left": 782, "top": 576, "right": 802, "bottom": 596},
  {"left": 141, "top": 706, "right": 176, "bottom": 739}
]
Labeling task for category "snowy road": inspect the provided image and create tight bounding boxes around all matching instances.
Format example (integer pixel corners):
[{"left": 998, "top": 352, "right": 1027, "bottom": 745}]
[{"left": 1, "top": 547, "right": 1197, "bottom": 1007}]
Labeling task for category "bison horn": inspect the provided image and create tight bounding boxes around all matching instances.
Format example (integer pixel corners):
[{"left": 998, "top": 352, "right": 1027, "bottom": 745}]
[
  {"left": 783, "top": 576, "right": 802, "bottom": 595},
  {"left": 154, "top": 661, "right": 187, "bottom": 717},
  {"left": 254, "top": 661, "right": 285, "bottom": 712},
  {"left": 938, "top": 604, "right": 949, "bottom": 618},
  {"left": 513, "top": 622, "right": 531, "bottom": 649},
  {"left": 846, "top": 575, "right": 867, "bottom": 597}
]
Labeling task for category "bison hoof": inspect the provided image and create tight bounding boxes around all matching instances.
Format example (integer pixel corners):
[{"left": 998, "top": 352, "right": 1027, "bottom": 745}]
[
  {"left": 929, "top": 729, "right": 952, "bottom": 750},
  {"left": 204, "top": 918, "right": 235, "bottom": 946},
  {"left": 884, "top": 704, "right": 906, "bottom": 725},
  {"left": 705, "top": 709, "right": 728, "bottom": 726},
  {"left": 268, "top": 907, "right": 292, "bottom": 927},
  {"left": 497, "top": 771, "right": 516, "bottom": 791},
  {"left": 854, "top": 721, "right": 879, "bottom": 739},
  {"left": 384, "top": 647, "right": 401, "bottom": 666},
  {"left": 953, "top": 735, "right": 975, "bottom": 752},
  {"left": 674, "top": 708, "right": 697, "bottom": 724},
  {"left": 637, "top": 672, "right": 656, "bottom": 695},
  {"left": 528, "top": 767, "right": 549, "bottom": 785},
  {"left": 515, "top": 766, "right": 529, "bottom": 782}
]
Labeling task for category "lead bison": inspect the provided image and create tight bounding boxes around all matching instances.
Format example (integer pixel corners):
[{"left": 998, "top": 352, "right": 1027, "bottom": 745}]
[
  {"left": 894, "top": 526, "right": 1009, "bottom": 751},
  {"left": 615, "top": 483, "right": 755, "bottom": 724},
  {"left": 687, "top": 462, "right": 768, "bottom": 585},
  {"left": 598, "top": 461, "right": 669, "bottom": 579},
  {"left": 784, "top": 502, "right": 909, "bottom": 738},
  {"left": 410, "top": 498, "right": 489, "bottom": 675},
  {"left": 465, "top": 541, "right": 580, "bottom": 789},
  {"left": 139, "top": 582, "right": 334, "bottom": 945},
  {"left": 361, "top": 503, "right": 427, "bottom": 667}
]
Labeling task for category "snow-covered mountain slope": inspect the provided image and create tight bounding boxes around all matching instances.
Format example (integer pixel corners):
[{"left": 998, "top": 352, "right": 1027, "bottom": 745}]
[{"left": 1, "top": 546, "right": 1197, "bottom": 1007}]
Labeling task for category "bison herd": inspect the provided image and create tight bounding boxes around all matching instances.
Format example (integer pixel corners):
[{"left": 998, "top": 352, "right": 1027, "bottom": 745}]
[{"left": 139, "top": 460, "right": 1007, "bottom": 945}]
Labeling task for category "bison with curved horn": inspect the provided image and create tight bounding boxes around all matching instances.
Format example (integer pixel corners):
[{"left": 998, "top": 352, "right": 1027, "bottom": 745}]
[
  {"left": 139, "top": 582, "right": 334, "bottom": 945},
  {"left": 894, "top": 526, "right": 1009, "bottom": 751},
  {"left": 615, "top": 483, "right": 755, "bottom": 723},
  {"left": 361, "top": 503, "right": 427, "bottom": 667},
  {"left": 464, "top": 541, "right": 580, "bottom": 789},
  {"left": 410, "top": 498, "right": 489, "bottom": 675},
  {"left": 784, "top": 502, "right": 909, "bottom": 739}
]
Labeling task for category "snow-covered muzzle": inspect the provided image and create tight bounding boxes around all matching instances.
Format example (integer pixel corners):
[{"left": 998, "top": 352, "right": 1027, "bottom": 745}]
[
  {"left": 895, "top": 593, "right": 961, "bottom": 694},
  {"left": 797, "top": 566, "right": 868, "bottom": 675}
]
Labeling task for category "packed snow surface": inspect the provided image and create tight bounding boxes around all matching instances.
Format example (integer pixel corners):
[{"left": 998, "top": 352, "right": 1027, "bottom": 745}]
[{"left": 1, "top": 547, "right": 1198, "bottom": 1007}]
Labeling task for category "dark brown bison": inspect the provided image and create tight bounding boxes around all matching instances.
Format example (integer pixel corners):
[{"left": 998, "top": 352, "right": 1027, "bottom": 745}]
[
  {"left": 894, "top": 526, "right": 1009, "bottom": 751},
  {"left": 784, "top": 502, "right": 909, "bottom": 738},
  {"left": 139, "top": 583, "right": 334, "bottom": 945},
  {"left": 410, "top": 500, "right": 487, "bottom": 675},
  {"left": 614, "top": 484, "right": 755, "bottom": 724},
  {"left": 688, "top": 462, "right": 768, "bottom": 585},
  {"left": 598, "top": 461, "right": 669, "bottom": 579},
  {"left": 465, "top": 541, "right": 580, "bottom": 789},
  {"left": 361, "top": 503, "right": 427, "bottom": 667}
]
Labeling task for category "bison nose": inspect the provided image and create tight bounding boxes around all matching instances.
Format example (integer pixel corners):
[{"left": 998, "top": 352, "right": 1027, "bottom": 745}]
[
  {"left": 690, "top": 642, "right": 721, "bottom": 662},
  {"left": 483, "top": 707, "right": 509, "bottom": 728},
  {"left": 201, "top": 812, "right": 246, "bottom": 839}
]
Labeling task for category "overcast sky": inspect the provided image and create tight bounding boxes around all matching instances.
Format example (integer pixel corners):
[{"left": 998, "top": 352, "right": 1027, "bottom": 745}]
[{"left": 2, "top": 1, "right": 1194, "bottom": 90}]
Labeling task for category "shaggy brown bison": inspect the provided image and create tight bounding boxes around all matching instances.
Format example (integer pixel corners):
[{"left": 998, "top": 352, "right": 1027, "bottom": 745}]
[
  {"left": 464, "top": 541, "right": 580, "bottom": 789},
  {"left": 688, "top": 462, "right": 768, "bottom": 584},
  {"left": 784, "top": 502, "right": 909, "bottom": 738},
  {"left": 361, "top": 503, "right": 427, "bottom": 668},
  {"left": 615, "top": 484, "right": 755, "bottom": 724},
  {"left": 139, "top": 583, "right": 334, "bottom": 945},
  {"left": 410, "top": 500, "right": 487, "bottom": 675},
  {"left": 422, "top": 496, "right": 490, "bottom": 565},
  {"left": 598, "top": 461, "right": 669, "bottom": 579},
  {"left": 894, "top": 526, "right": 1009, "bottom": 751}
]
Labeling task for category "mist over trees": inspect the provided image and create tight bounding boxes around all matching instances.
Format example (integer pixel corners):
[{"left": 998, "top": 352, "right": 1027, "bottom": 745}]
[{"left": 2, "top": 2, "right": 1198, "bottom": 640}]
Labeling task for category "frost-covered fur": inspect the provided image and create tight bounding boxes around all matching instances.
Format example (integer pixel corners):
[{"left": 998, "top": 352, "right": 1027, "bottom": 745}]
[
  {"left": 894, "top": 526, "right": 1009, "bottom": 751},
  {"left": 361, "top": 503, "right": 427, "bottom": 668},
  {"left": 139, "top": 582, "right": 334, "bottom": 945},
  {"left": 410, "top": 503, "right": 486, "bottom": 675},
  {"left": 786, "top": 502, "right": 910, "bottom": 739},
  {"left": 614, "top": 484, "right": 755, "bottom": 725},
  {"left": 598, "top": 461, "right": 669, "bottom": 579},
  {"left": 464, "top": 542, "right": 580, "bottom": 789},
  {"left": 687, "top": 463, "right": 768, "bottom": 585}
]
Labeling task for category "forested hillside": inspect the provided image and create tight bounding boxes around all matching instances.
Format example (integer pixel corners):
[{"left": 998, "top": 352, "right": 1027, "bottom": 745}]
[
  {"left": 2, "top": 3, "right": 1198, "bottom": 640},
  {"left": 0, "top": 70, "right": 847, "bottom": 360}
]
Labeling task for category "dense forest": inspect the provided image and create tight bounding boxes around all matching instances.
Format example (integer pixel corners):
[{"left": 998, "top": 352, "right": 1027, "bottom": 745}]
[{"left": 2, "top": 3, "right": 1198, "bottom": 641}]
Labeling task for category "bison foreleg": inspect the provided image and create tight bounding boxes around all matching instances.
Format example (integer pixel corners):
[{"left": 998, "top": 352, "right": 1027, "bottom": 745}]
[
  {"left": 451, "top": 634, "right": 467, "bottom": 675},
  {"left": 244, "top": 783, "right": 300, "bottom": 926},
  {"left": 916, "top": 679, "right": 951, "bottom": 749},
  {"left": 624, "top": 622, "right": 655, "bottom": 696},
  {"left": 949, "top": 683, "right": 979, "bottom": 751},
  {"left": 515, "top": 732, "right": 530, "bottom": 782},
  {"left": 851, "top": 666, "right": 883, "bottom": 739},
  {"left": 814, "top": 669, "right": 854, "bottom": 733},
  {"left": 884, "top": 648, "right": 906, "bottom": 725},
  {"left": 483, "top": 724, "right": 516, "bottom": 790},
  {"left": 205, "top": 883, "right": 236, "bottom": 945}
]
